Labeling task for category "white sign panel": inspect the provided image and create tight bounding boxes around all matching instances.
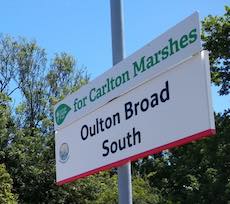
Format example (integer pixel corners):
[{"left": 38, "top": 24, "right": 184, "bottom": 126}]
[
  {"left": 56, "top": 51, "right": 215, "bottom": 185},
  {"left": 54, "top": 12, "right": 201, "bottom": 131}
]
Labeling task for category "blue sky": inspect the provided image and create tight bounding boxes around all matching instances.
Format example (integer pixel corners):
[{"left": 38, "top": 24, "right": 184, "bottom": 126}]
[{"left": 0, "top": 0, "right": 229, "bottom": 112}]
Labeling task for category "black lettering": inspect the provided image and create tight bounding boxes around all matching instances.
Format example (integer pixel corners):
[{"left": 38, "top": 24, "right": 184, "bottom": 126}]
[
  {"left": 118, "top": 137, "right": 126, "bottom": 151},
  {"left": 89, "top": 125, "right": 96, "bottom": 136},
  {"left": 160, "top": 81, "right": 170, "bottom": 102},
  {"left": 151, "top": 93, "right": 159, "bottom": 108},
  {"left": 133, "top": 127, "right": 141, "bottom": 145},
  {"left": 113, "top": 112, "right": 120, "bottom": 126},
  {"left": 140, "top": 98, "right": 149, "bottom": 112},
  {"left": 125, "top": 101, "right": 133, "bottom": 120},
  {"left": 134, "top": 102, "right": 140, "bottom": 116},
  {"left": 126, "top": 132, "right": 133, "bottom": 147},
  {"left": 105, "top": 117, "right": 112, "bottom": 129},
  {"left": 81, "top": 125, "right": 88, "bottom": 140},
  {"left": 111, "top": 141, "right": 118, "bottom": 153},
  {"left": 99, "top": 118, "right": 105, "bottom": 132},
  {"left": 102, "top": 140, "right": 109, "bottom": 157}
]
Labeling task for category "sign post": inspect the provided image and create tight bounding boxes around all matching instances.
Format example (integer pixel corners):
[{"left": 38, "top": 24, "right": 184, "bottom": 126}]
[
  {"left": 54, "top": 10, "right": 215, "bottom": 204},
  {"left": 110, "top": 0, "right": 132, "bottom": 203}
]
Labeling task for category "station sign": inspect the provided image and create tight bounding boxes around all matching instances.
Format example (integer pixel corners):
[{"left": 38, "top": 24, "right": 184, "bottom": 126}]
[
  {"left": 56, "top": 50, "right": 215, "bottom": 185},
  {"left": 54, "top": 12, "right": 201, "bottom": 131},
  {"left": 55, "top": 12, "right": 215, "bottom": 185}
]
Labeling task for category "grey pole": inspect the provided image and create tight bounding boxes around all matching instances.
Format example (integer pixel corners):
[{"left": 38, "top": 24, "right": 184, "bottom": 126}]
[{"left": 110, "top": 1, "right": 133, "bottom": 204}]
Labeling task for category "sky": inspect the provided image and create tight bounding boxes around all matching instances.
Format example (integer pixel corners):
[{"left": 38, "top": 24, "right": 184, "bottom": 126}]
[{"left": 0, "top": 0, "right": 229, "bottom": 112}]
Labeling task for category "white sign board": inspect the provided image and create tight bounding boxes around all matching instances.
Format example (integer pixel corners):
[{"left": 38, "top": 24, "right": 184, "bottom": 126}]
[
  {"left": 54, "top": 12, "right": 201, "bottom": 131},
  {"left": 56, "top": 51, "right": 215, "bottom": 185}
]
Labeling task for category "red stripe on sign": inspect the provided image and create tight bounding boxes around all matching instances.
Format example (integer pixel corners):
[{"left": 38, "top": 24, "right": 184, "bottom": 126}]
[{"left": 57, "top": 128, "right": 216, "bottom": 185}]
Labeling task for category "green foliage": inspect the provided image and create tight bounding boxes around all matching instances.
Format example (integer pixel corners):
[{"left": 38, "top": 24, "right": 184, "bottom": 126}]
[
  {"left": 0, "top": 35, "right": 18, "bottom": 94},
  {"left": 0, "top": 35, "right": 90, "bottom": 203},
  {"left": 14, "top": 40, "right": 47, "bottom": 137},
  {"left": 132, "top": 176, "right": 163, "bottom": 204},
  {"left": 87, "top": 172, "right": 118, "bottom": 204},
  {"left": 47, "top": 52, "right": 89, "bottom": 100},
  {"left": 202, "top": 6, "right": 230, "bottom": 95},
  {"left": 88, "top": 172, "right": 163, "bottom": 204},
  {"left": 0, "top": 92, "right": 17, "bottom": 203},
  {"left": 0, "top": 92, "right": 12, "bottom": 164},
  {"left": 0, "top": 164, "right": 17, "bottom": 203}
]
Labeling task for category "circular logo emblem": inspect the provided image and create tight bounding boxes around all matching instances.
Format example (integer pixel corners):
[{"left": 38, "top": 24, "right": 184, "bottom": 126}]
[{"left": 59, "top": 143, "right": 69, "bottom": 163}]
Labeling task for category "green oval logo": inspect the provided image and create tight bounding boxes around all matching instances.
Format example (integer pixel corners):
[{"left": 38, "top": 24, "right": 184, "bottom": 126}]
[{"left": 55, "top": 104, "right": 71, "bottom": 125}]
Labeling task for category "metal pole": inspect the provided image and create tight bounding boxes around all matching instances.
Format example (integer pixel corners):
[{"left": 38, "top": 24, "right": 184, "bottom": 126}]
[{"left": 110, "top": 1, "right": 132, "bottom": 204}]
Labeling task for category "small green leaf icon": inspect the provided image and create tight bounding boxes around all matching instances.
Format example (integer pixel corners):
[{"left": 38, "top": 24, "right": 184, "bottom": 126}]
[{"left": 55, "top": 104, "right": 71, "bottom": 125}]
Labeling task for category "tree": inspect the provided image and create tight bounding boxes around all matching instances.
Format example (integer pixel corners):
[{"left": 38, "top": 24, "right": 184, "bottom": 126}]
[
  {"left": 202, "top": 6, "right": 230, "bottom": 96},
  {"left": 47, "top": 52, "right": 89, "bottom": 100},
  {"left": 0, "top": 35, "right": 18, "bottom": 95},
  {"left": 0, "top": 93, "right": 17, "bottom": 203},
  {"left": 0, "top": 92, "right": 11, "bottom": 163},
  {"left": 0, "top": 164, "right": 17, "bottom": 203},
  {"left": 0, "top": 35, "right": 91, "bottom": 203},
  {"left": 14, "top": 39, "right": 47, "bottom": 137}
]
